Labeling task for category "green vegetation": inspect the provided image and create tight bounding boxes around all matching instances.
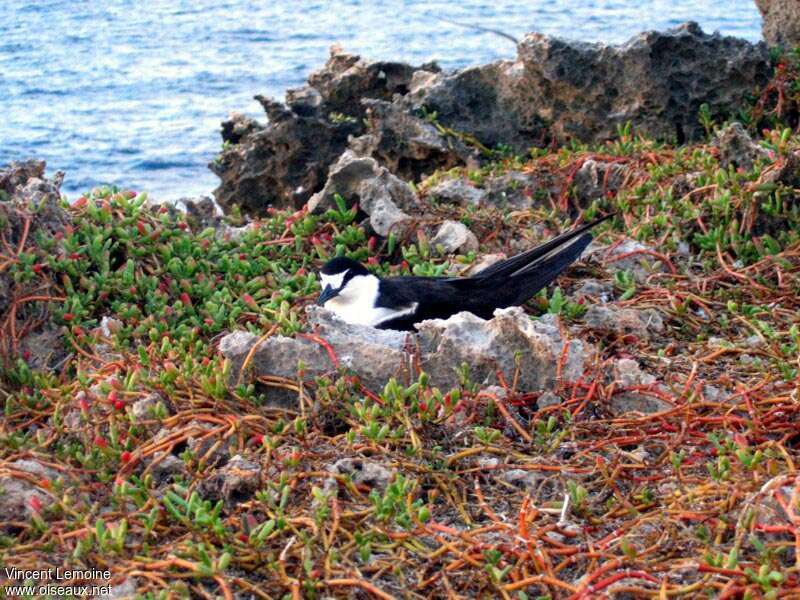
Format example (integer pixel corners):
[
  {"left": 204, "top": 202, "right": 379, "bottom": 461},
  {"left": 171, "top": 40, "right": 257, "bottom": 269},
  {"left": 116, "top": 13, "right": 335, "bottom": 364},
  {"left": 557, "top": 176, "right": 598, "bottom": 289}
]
[{"left": 2, "top": 56, "right": 800, "bottom": 599}]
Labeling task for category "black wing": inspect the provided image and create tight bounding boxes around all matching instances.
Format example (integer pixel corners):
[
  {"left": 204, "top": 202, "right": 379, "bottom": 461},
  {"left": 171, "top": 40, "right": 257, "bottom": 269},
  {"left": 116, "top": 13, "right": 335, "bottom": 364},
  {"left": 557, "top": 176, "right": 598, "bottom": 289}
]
[{"left": 374, "top": 215, "right": 611, "bottom": 330}]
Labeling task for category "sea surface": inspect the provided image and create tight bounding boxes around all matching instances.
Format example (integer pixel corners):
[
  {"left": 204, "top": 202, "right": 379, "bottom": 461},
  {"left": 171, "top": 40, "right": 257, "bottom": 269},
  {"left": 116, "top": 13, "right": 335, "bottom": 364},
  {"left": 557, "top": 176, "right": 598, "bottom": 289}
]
[{"left": 2, "top": 0, "right": 763, "bottom": 200}]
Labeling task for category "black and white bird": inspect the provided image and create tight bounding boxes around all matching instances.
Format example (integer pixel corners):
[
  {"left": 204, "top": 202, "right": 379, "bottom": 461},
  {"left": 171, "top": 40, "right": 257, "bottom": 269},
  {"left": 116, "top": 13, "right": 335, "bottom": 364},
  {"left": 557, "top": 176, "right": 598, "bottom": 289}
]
[{"left": 316, "top": 214, "right": 611, "bottom": 331}]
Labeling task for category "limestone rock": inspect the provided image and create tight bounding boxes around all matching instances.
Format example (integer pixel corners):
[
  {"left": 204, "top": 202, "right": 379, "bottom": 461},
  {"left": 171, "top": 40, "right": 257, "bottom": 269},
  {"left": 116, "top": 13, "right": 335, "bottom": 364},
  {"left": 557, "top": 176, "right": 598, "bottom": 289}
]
[
  {"left": 308, "top": 151, "right": 418, "bottom": 237},
  {"left": 483, "top": 171, "right": 537, "bottom": 208},
  {"left": 406, "top": 22, "right": 768, "bottom": 147},
  {"left": 219, "top": 307, "right": 593, "bottom": 405},
  {"left": 328, "top": 458, "right": 394, "bottom": 491},
  {"left": 430, "top": 220, "right": 479, "bottom": 254},
  {"left": 755, "top": 0, "right": 800, "bottom": 47},
  {"left": 572, "top": 279, "right": 614, "bottom": 302},
  {"left": 210, "top": 48, "right": 437, "bottom": 214},
  {"left": 0, "top": 161, "right": 69, "bottom": 370},
  {"left": 210, "top": 96, "right": 358, "bottom": 214},
  {"left": 415, "top": 309, "right": 590, "bottom": 392},
  {"left": 428, "top": 178, "right": 487, "bottom": 206},
  {"left": 609, "top": 358, "right": 671, "bottom": 415},
  {"left": 573, "top": 160, "right": 627, "bottom": 205},
  {"left": 351, "top": 99, "right": 476, "bottom": 181},
  {"left": 198, "top": 455, "right": 261, "bottom": 507},
  {"left": 584, "top": 305, "right": 664, "bottom": 341},
  {"left": 713, "top": 122, "right": 771, "bottom": 171}
]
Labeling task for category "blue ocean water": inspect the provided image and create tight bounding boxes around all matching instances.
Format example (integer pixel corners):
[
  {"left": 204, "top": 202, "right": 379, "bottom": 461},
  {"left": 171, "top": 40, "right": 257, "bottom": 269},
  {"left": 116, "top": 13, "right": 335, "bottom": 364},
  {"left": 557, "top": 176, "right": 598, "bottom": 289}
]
[{"left": 2, "top": 1, "right": 762, "bottom": 200}]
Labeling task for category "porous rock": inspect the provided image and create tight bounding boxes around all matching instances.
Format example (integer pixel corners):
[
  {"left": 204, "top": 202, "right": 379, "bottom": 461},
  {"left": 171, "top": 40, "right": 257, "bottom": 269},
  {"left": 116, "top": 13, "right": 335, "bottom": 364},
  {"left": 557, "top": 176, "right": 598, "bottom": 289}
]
[
  {"left": 595, "top": 239, "right": 667, "bottom": 283},
  {"left": 406, "top": 22, "right": 768, "bottom": 147},
  {"left": 198, "top": 455, "right": 261, "bottom": 507},
  {"left": 713, "top": 122, "right": 771, "bottom": 171},
  {"left": 220, "top": 307, "right": 592, "bottom": 404},
  {"left": 430, "top": 220, "right": 479, "bottom": 254},
  {"left": 609, "top": 358, "right": 671, "bottom": 415},
  {"left": 210, "top": 97, "right": 358, "bottom": 214},
  {"left": 428, "top": 178, "right": 487, "bottom": 206},
  {"left": 755, "top": 0, "right": 800, "bottom": 47},
  {"left": 307, "top": 151, "right": 418, "bottom": 237},
  {"left": 351, "top": 99, "right": 476, "bottom": 181},
  {"left": 327, "top": 458, "right": 394, "bottom": 491},
  {"left": 218, "top": 309, "right": 410, "bottom": 395},
  {"left": 0, "top": 161, "right": 69, "bottom": 369},
  {"left": 584, "top": 305, "right": 664, "bottom": 341},
  {"left": 210, "top": 48, "right": 437, "bottom": 214},
  {"left": 573, "top": 160, "right": 627, "bottom": 205},
  {"left": 416, "top": 309, "right": 590, "bottom": 391}
]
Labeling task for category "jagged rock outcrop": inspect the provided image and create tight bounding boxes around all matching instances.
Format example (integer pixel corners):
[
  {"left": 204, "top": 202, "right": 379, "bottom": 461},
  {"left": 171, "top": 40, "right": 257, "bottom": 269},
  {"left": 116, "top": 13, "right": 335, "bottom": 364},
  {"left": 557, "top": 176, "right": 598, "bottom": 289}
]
[
  {"left": 755, "top": 0, "right": 800, "bottom": 47},
  {"left": 307, "top": 151, "right": 419, "bottom": 236},
  {"left": 219, "top": 306, "right": 592, "bottom": 399},
  {"left": 210, "top": 48, "right": 439, "bottom": 214},
  {"left": 350, "top": 99, "right": 476, "bottom": 181},
  {"left": 0, "top": 161, "right": 70, "bottom": 370},
  {"left": 210, "top": 99, "right": 359, "bottom": 215},
  {"left": 211, "top": 24, "right": 769, "bottom": 216},
  {"left": 405, "top": 22, "right": 769, "bottom": 147}
]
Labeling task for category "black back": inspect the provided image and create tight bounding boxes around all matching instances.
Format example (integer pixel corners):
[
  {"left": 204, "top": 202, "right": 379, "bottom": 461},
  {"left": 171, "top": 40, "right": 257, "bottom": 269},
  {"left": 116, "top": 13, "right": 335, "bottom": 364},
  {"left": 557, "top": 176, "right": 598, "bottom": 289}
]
[{"left": 373, "top": 215, "right": 611, "bottom": 330}]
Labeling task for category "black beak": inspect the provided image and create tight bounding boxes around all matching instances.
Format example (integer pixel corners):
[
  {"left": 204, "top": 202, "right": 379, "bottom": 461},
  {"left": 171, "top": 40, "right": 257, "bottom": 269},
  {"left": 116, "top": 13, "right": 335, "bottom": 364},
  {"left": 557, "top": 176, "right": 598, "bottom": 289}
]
[{"left": 317, "top": 284, "right": 339, "bottom": 306}]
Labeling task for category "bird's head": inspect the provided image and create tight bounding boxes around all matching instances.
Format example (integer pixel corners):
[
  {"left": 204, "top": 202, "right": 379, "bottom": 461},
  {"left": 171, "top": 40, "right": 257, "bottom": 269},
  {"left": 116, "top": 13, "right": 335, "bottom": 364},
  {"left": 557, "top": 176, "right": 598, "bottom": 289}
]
[{"left": 317, "top": 257, "right": 372, "bottom": 306}]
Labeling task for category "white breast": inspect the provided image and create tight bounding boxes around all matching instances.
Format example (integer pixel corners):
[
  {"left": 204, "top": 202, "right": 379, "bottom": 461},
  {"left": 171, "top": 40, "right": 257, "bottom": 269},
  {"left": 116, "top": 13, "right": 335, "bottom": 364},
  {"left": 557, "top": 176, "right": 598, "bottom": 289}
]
[{"left": 323, "top": 274, "right": 417, "bottom": 327}]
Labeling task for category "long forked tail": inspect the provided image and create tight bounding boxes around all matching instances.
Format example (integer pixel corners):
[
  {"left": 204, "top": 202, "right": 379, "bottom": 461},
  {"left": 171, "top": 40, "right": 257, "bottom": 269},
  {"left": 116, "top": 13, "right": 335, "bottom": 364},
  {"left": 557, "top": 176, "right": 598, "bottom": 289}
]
[
  {"left": 473, "top": 213, "right": 612, "bottom": 282},
  {"left": 505, "top": 233, "right": 594, "bottom": 305},
  {"left": 475, "top": 214, "right": 612, "bottom": 306}
]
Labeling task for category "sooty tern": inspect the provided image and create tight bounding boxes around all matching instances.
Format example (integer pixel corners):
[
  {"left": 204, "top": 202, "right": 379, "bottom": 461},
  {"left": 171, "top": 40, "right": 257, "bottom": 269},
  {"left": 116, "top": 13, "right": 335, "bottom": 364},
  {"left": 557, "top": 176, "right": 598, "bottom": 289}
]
[{"left": 317, "top": 214, "right": 611, "bottom": 331}]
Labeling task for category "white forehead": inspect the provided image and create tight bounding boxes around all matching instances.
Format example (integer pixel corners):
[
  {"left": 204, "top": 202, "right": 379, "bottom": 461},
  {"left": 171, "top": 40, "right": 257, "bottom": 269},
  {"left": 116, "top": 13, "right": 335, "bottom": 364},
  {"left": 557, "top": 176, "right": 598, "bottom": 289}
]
[{"left": 320, "top": 270, "right": 347, "bottom": 289}]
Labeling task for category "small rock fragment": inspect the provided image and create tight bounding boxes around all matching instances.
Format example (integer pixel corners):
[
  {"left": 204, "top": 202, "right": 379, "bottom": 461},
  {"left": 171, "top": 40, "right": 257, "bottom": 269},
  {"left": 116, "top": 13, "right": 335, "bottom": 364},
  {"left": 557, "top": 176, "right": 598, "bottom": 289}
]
[
  {"left": 131, "top": 393, "right": 161, "bottom": 422},
  {"left": 308, "top": 151, "right": 417, "bottom": 237},
  {"left": 461, "top": 252, "right": 506, "bottom": 276},
  {"left": 572, "top": 279, "right": 614, "bottom": 302},
  {"left": 428, "top": 178, "right": 487, "bottom": 206},
  {"left": 609, "top": 358, "right": 671, "bottom": 415},
  {"left": 573, "top": 160, "right": 626, "bottom": 205},
  {"left": 148, "top": 454, "right": 189, "bottom": 488},
  {"left": 713, "top": 122, "right": 770, "bottom": 171},
  {"left": 328, "top": 458, "right": 394, "bottom": 491},
  {"left": 197, "top": 455, "right": 261, "bottom": 506},
  {"left": 431, "top": 220, "right": 480, "bottom": 254},
  {"left": 597, "top": 239, "right": 666, "bottom": 283},
  {"left": 584, "top": 305, "right": 664, "bottom": 341}
]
